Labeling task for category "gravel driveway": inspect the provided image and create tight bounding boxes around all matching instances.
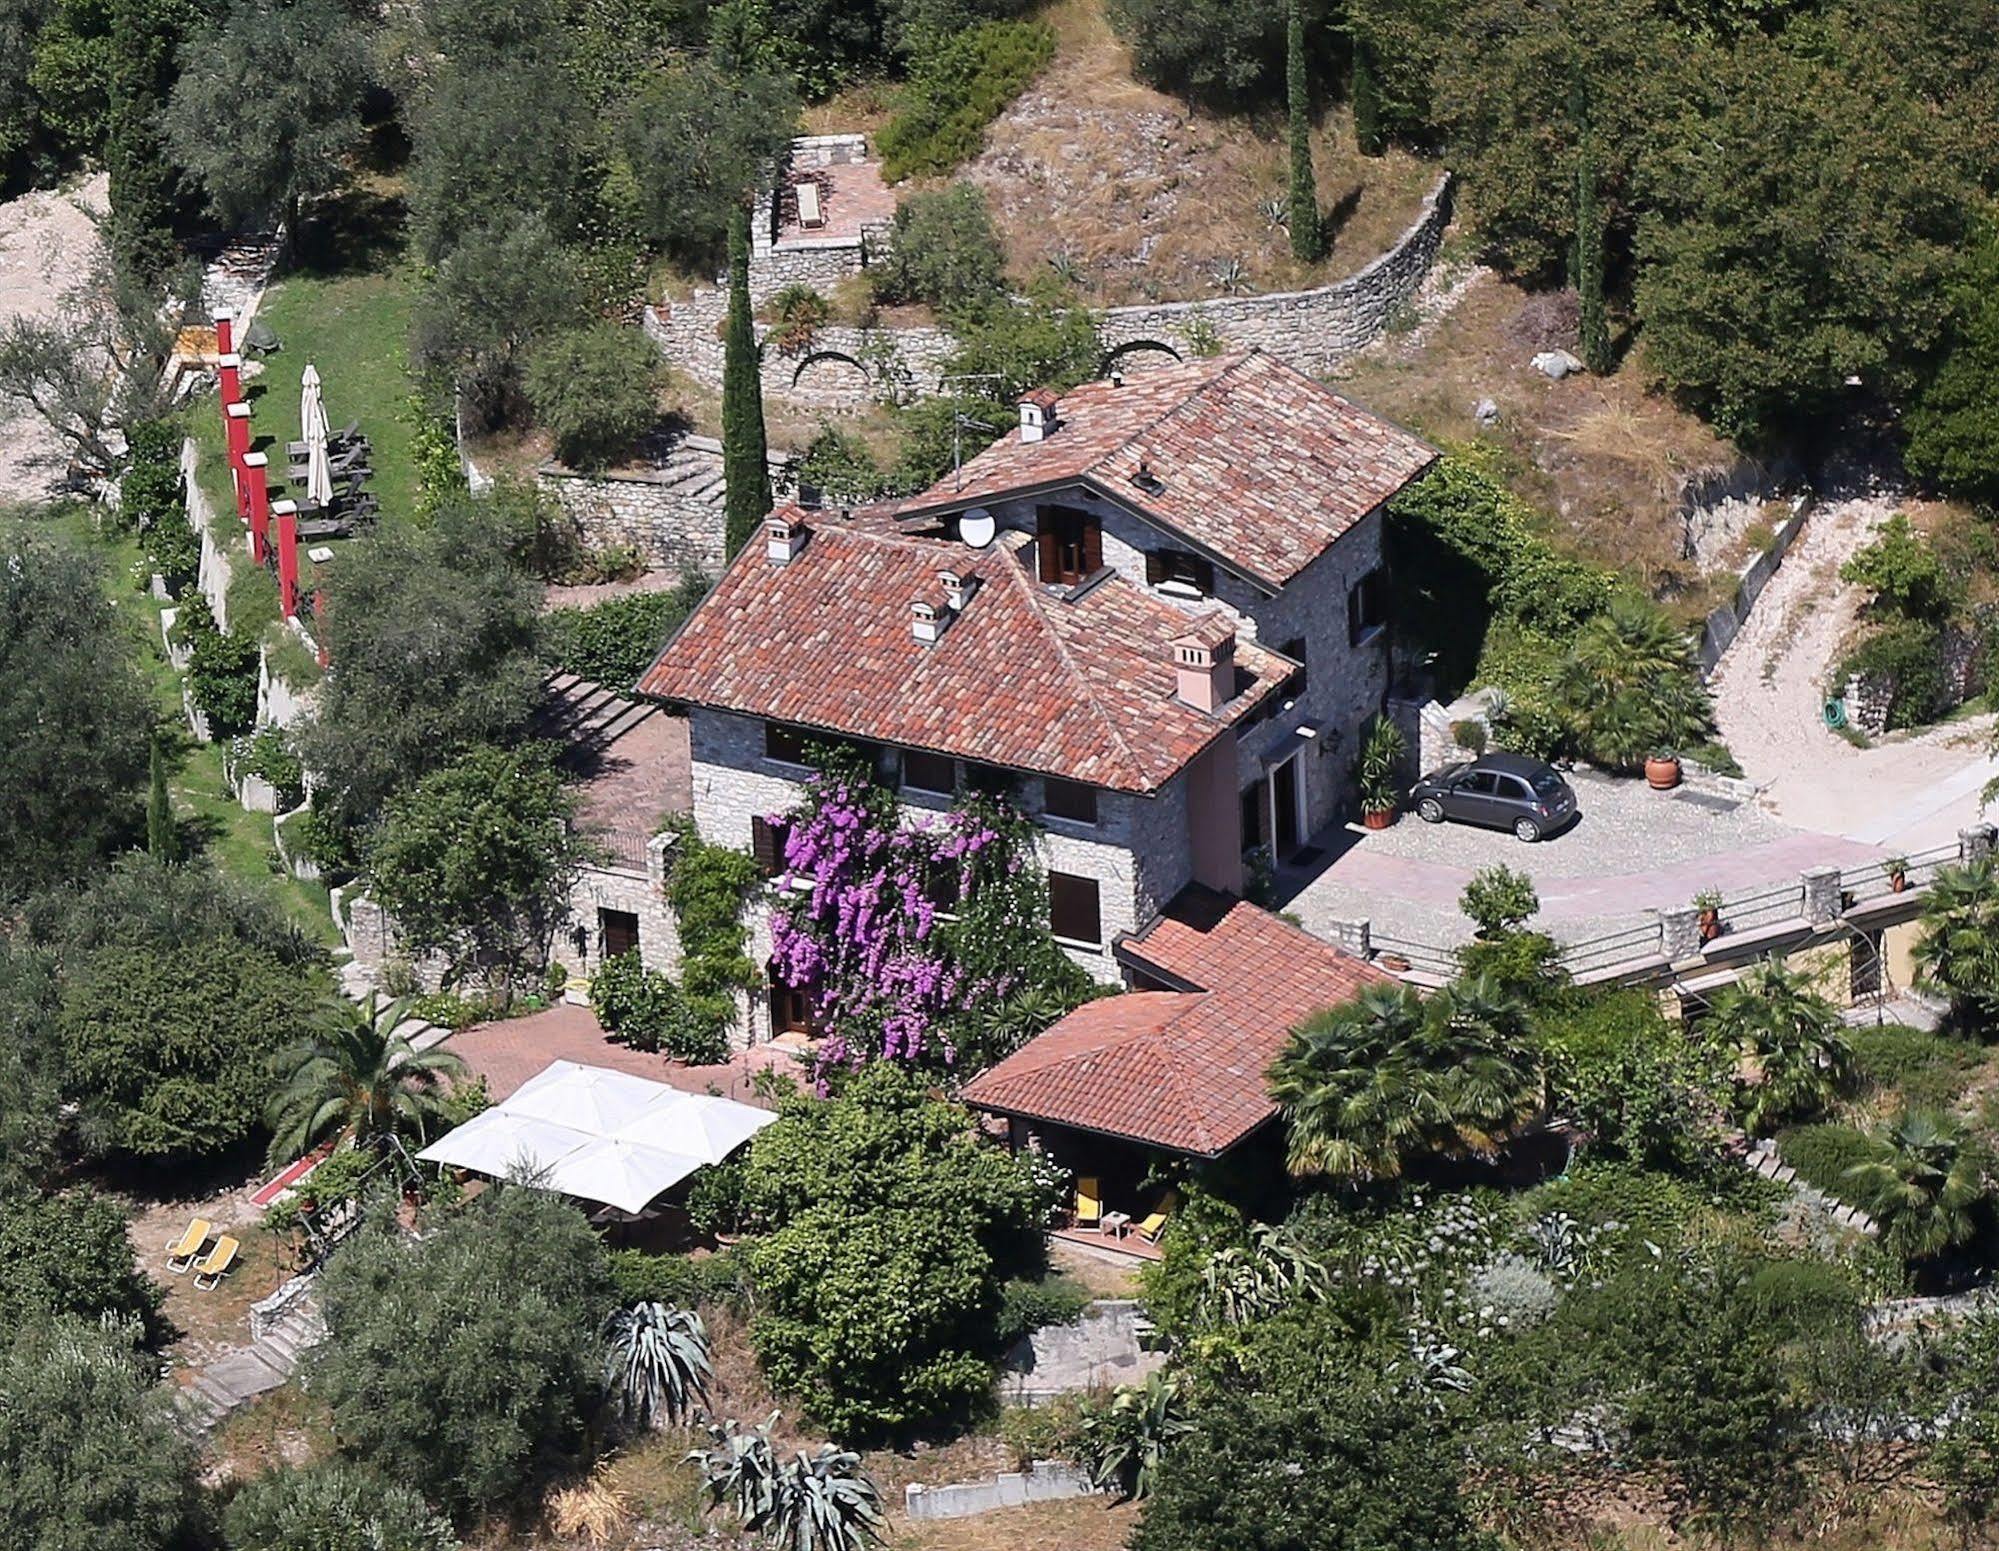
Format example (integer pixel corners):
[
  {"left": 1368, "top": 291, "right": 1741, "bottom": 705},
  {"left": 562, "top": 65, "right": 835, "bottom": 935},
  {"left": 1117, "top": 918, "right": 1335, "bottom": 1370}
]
[{"left": 0, "top": 174, "right": 107, "bottom": 504}]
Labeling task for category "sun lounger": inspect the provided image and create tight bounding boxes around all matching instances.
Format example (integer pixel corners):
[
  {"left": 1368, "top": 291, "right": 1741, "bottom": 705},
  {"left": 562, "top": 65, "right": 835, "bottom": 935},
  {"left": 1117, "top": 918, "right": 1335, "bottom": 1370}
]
[
  {"left": 165, "top": 1218, "right": 212, "bottom": 1273},
  {"left": 1074, "top": 1176, "right": 1102, "bottom": 1230},
  {"left": 1135, "top": 1191, "right": 1177, "bottom": 1243},
  {"left": 192, "top": 1235, "right": 240, "bottom": 1290}
]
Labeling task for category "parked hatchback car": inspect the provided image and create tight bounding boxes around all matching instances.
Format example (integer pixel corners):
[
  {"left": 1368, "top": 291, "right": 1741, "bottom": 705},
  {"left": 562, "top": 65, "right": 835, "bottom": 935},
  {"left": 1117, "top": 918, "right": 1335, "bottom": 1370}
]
[{"left": 1408, "top": 753, "right": 1577, "bottom": 842}]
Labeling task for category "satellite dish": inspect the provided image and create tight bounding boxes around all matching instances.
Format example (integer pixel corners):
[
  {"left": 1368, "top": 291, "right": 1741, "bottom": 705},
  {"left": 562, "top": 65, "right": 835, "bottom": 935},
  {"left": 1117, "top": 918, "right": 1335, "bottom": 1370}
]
[{"left": 960, "top": 508, "right": 996, "bottom": 549}]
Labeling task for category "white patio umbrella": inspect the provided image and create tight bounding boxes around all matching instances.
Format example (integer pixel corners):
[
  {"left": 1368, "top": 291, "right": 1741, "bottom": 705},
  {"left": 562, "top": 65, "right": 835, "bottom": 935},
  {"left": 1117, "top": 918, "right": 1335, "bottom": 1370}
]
[
  {"left": 609, "top": 1090, "right": 778, "bottom": 1165},
  {"left": 415, "top": 1109, "right": 592, "bottom": 1180},
  {"left": 300, "top": 362, "right": 334, "bottom": 508},
  {"left": 542, "top": 1138, "right": 708, "bottom": 1215},
  {"left": 506, "top": 1061, "right": 674, "bottom": 1134}
]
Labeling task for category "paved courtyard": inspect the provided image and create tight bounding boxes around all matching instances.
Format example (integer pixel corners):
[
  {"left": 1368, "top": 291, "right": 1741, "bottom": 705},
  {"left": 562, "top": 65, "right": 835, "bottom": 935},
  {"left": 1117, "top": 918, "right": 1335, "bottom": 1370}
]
[{"left": 1279, "top": 767, "right": 1889, "bottom": 955}]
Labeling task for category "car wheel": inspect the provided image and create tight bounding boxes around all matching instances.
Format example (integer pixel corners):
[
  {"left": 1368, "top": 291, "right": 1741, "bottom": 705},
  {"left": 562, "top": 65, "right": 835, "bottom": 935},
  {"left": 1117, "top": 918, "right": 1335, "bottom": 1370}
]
[
  {"left": 1417, "top": 798, "right": 1446, "bottom": 824},
  {"left": 1513, "top": 817, "right": 1541, "bottom": 843}
]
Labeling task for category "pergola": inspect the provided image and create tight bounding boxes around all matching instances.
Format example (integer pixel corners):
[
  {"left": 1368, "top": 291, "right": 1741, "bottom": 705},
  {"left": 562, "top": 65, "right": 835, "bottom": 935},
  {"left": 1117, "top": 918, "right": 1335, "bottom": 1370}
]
[{"left": 417, "top": 1060, "right": 777, "bottom": 1214}]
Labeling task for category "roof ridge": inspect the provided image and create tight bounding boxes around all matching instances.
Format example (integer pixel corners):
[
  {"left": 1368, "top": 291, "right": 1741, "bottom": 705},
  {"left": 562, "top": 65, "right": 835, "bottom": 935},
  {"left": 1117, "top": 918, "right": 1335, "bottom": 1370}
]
[
  {"left": 1089, "top": 352, "right": 1261, "bottom": 481},
  {"left": 984, "top": 545, "right": 1152, "bottom": 789}
]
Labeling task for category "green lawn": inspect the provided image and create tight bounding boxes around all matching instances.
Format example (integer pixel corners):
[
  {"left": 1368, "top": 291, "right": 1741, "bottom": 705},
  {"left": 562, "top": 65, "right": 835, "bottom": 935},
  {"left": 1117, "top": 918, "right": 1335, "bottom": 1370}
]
[{"left": 43, "top": 507, "right": 339, "bottom": 946}]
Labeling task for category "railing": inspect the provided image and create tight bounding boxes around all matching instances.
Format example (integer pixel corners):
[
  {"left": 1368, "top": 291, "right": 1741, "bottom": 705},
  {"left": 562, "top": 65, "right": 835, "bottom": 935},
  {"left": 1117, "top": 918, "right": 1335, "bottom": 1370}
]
[
  {"left": 1714, "top": 879, "right": 1808, "bottom": 936},
  {"left": 1366, "top": 932, "right": 1459, "bottom": 978},
  {"left": 1559, "top": 921, "right": 1666, "bottom": 977},
  {"left": 1840, "top": 841, "right": 1958, "bottom": 908}
]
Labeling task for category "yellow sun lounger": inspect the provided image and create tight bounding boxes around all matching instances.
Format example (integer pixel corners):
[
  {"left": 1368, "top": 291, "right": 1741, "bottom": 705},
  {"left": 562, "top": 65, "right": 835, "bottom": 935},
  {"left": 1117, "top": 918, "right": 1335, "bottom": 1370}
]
[
  {"left": 192, "top": 1235, "right": 240, "bottom": 1291},
  {"left": 1074, "top": 1177, "right": 1102, "bottom": 1230},
  {"left": 165, "top": 1218, "right": 212, "bottom": 1274},
  {"left": 1135, "top": 1192, "right": 1177, "bottom": 1244}
]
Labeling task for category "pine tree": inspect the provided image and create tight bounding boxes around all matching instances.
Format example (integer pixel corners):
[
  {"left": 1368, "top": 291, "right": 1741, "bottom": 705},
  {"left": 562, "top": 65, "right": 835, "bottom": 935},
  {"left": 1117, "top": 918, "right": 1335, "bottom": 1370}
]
[
  {"left": 721, "top": 204, "right": 773, "bottom": 558},
  {"left": 1286, "top": 0, "right": 1321, "bottom": 263},
  {"left": 1573, "top": 84, "right": 1611, "bottom": 375},
  {"left": 1351, "top": 33, "right": 1383, "bottom": 158},
  {"left": 146, "top": 735, "right": 176, "bottom": 861}
]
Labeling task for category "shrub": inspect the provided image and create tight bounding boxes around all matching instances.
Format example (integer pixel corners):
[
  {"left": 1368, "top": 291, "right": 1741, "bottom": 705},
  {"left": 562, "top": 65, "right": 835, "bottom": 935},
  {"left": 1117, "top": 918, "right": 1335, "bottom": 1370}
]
[
  {"left": 221, "top": 1461, "right": 458, "bottom": 1551},
  {"left": 538, "top": 576, "right": 709, "bottom": 692},
  {"left": 1469, "top": 1251, "right": 1558, "bottom": 1330},
  {"left": 1552, "top": 595, "right": 1714, "bottom": 770},
  {"left": 764, "top": 284, "right": 830, "bottom": 354},
  {"left": 1536, "top": 988, "right": 1729, "bottom": 1168},
  {"left": 683, "top": 1156, "right": 748, "bottom": 1237},
  {"left": 1844, "top": 618, "right": 1947, "bottom": 730},
  {"left": 524, "top": 322, "right": 661, "bottom": 471},
  {"left": 1778, "top": 1123, "right": 1886, "bottom": 1205},
  {"left": 994, "top": 1274, "right": 1090, "bottom": 1346},
  {"left": 182, "top": 594, "right": 260, "bottom": 736},
  {"left": 1450, "top": 717, "right": 1488, "bottom": 754},
  {"left": 1460, "top": 865, "right": 1539, "bottom": 938},
  {"left": 120, "top": 418, "right": 184, "bottom": 533},
  {"left": 589, "top": 949, "right": 727, "bottom": 1063},
  {"left": 235, "top": 727, "right": 305, "bottom": 809},
  {"left": 1841, "top": 514, "right": 1955, "bottom": 621},
  {"left": 868, "top": 184, "right": 1007, "bottom": 313},
  {"left": 797, "top": 425, "right": 889, "bottom": 505},
  {"left": 999, "top": 1393, "right": 1089, "bottom": 1468},
  {"left": 878, "top": 21, "right": 1054, "bottom": 180},
  {"left": 606, "top": 1247, "right": 747, "bottom": 1309},
  {"left": 0, "top": 1187, "right": 165, "bottom": 1345},
  {"left": 1847, "top": 1024, "right": 1983, "bottom": 1112}
]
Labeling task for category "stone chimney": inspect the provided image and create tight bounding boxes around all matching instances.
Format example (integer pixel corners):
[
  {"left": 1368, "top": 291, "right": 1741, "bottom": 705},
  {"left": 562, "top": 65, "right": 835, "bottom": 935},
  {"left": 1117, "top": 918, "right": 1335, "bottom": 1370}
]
[
  {"left": 938, "top": 568, "right": 976, "bottom": 612},
  {"left": 1018, "top": 388, "right": 1060, "bottom": 444},
  {"left": 1172, "top": 615, "right": 1237, "bottom": 712},
  {"left": 766, "top": 511, "right": 807, "bottom": 565},
  {"left": 911, "top": 599, "right": 942, "bottom": 645}
]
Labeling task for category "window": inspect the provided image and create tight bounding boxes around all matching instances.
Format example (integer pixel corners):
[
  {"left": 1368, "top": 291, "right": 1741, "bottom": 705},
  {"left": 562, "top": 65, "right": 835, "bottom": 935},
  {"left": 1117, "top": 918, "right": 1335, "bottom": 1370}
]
[
  {"left": 599, "top": 908, "right": 639, "bottom": 960},
  {"left": 1144, "top": 549, "right": 1215, "bottom": 597},
  {"left": 1276, "top": 636, "right": 1307, "bottom": 702},
  {"left": 1461, "top": 770, "right": 1501, "bottom": 796},
  {"left": 1048, "top": 870, "right": 1102, "bottom": 946},
  {"left": 902, "top": 748, "right": 955, "bottom": 796},
  {"left": 769, "top": 973, "right": 814, "bottom": 1035},
  {"left": 764, "top": 722, "right": 807, "bottom": 765},
  {"left": 1347, "top": 568, "right": 1387, "bottom": 645},
  {"left": 750, "top": 815, "right": 790, "bottom": 877},
  {"left": 964, "top": 762, "right": 1013, "bottom": 796},
  {"left": 1036, "top": 506, "right": 1101, "bottom": 585},
  {"left": 1042, "top": 777, "right": 1098, "bottom": 825},
  {"left": 1496, "top": 774, "right": 1532, "bottom": 802}
]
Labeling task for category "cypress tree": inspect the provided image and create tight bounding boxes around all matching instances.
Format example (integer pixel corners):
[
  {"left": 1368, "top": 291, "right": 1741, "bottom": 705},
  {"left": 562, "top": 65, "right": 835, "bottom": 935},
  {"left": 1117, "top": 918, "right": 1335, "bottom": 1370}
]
[
  {"left": 1351, "top": 34, "right": 1383, "bottom": 158},
  {"left": 721, "top": 203, "right": 773, "bottom": 557},
  {"left": 1574, "top": 85, "right": 1611, "bottom": 375},
  {"left": 146, "top": 735, "right": 175, "bottom": 861},
  {"left": 1286, "top": 0, "right": 1321, "bottom": 263},
  {"left": 106, "top": 0, "right": 194, "bottom": 281}
]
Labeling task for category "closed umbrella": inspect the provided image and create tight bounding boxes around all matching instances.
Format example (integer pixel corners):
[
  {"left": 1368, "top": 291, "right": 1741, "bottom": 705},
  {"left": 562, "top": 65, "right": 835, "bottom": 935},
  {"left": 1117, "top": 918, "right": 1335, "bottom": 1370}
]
[{"left": 300, "top": 363, "right": 333, "bottom": 508}]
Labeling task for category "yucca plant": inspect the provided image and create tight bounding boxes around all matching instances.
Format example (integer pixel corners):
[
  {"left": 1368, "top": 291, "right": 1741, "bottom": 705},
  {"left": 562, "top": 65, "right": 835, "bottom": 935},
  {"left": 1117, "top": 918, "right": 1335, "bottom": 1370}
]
[
  {"left": 1846, "top": 1111, "right": 1991, "bottom": 1264},
  {"left": 1199, "top": 1223, "right": 1330, "bottom": 1326},
  {"left": 606, "top": 1302, "right": 710, "bottom": 1427},
  {"left": 1081, "top": 1372, "right": 1192, "bottom": 1501},
  {"left": 689, "top": 1414, "right": 782, "bottom": 1528}
]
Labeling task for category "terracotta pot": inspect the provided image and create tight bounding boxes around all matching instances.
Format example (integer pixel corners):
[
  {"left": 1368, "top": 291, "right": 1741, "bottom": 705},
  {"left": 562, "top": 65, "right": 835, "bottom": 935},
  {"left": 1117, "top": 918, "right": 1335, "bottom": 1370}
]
[
  {"left": 1645, "top": 755, "right": 1682, "bottom": 791},
  {"left": 1698, "top": 909, "right": 1723, "bottom": 942},
  {"left": 1890, "top": 872, "right": 1908, "bottom": 894},
  {"left": 1362, "top": 808, "right": 1397, "bottom": 830},
  {"left": 1379, "top": 952, "right": 1411, "bottom": 972}
]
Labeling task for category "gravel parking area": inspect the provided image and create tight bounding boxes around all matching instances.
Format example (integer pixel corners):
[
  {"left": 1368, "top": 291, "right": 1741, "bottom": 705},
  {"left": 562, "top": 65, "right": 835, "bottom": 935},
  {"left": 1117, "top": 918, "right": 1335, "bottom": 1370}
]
[
  {"left": 0, "top": 174, "right": 106, "bottom": 504},
  {"left": 1281, "top": 768, "right": 1886, "bottom": 953}
]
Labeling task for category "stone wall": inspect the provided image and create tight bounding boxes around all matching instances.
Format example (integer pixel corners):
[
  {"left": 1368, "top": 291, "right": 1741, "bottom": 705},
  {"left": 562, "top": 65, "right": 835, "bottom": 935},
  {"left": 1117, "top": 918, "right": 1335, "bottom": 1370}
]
[
  {"left": 1698, "top": 496, "right": 1811, "bottom": 677},
  {"left": 648, "top": 172, "right": 1455, "bottom": 410},
  {"left": 903, "top": 1463, "right": 1103, "bottom": 1521},
  {"left": 533, "top": 435, "right": 794, "bottom": 573}
]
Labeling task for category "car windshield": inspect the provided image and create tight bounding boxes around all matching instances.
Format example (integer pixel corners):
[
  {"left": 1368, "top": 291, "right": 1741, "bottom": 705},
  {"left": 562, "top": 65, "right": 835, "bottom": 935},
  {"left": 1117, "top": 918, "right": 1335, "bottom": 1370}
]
[{"left": 1531, "top": 770, "right": 1567, "bottom": 797}]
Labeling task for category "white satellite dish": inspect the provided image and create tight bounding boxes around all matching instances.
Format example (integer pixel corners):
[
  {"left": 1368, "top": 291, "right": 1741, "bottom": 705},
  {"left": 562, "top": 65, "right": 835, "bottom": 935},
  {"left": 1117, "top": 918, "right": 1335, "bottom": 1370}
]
[{"left": 959, "top": 508, "right": 996, "bottom": 548}]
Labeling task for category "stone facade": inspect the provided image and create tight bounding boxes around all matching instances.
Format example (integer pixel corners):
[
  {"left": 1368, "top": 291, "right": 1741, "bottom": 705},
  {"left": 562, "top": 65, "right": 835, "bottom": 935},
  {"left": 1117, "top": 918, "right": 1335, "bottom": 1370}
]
[
  {"left": 647, "top": 173, "right": 1455, "bottom": 411},
  {"left": 551, "top": 833, "right": 685, "bottom": 983},
  {"left": 534, "top": 434, "right": 794, "bottom": 574}
]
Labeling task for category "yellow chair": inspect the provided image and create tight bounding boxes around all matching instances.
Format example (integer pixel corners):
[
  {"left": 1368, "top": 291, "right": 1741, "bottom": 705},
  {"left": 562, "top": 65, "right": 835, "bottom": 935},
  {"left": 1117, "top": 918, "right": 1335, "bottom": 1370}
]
[
  {"left": 165, "top": 1218, "right": 212, "bottom": 1274},
  {"left": 1135, "top": 1191, "right": 1178, "bottom": 1244},
  {"left": 192, "top": 1235, "right": 240, "bottom": 1291},
  {"left": 1074, "top": 1177, "right": 1102, "bottom": 1230}
]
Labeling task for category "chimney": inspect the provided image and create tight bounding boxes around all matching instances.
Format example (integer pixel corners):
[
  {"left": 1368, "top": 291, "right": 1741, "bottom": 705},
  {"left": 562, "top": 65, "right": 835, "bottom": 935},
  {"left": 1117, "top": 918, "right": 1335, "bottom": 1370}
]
[
  {"left": 938, "top": 568, "right": 975, "bottom": 612},
  {"left": 1018, "top": 388, "right": 1060, "bottom": 444},
  {"left": 1172, "top": 617, "right": 1236, "bottom": 713},
  {"left": 766, "top": 512, "right": 807, "bottom": 565},
  {"left": 911, "top": 599, "right": 942, "bottom": 645}
]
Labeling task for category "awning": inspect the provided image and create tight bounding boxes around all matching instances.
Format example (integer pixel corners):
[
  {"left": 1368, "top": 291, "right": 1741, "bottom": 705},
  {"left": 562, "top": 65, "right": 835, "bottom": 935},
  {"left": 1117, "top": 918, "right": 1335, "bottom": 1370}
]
[{"left": 417, "top": 1061, "right": 779, "bottom": 1213}]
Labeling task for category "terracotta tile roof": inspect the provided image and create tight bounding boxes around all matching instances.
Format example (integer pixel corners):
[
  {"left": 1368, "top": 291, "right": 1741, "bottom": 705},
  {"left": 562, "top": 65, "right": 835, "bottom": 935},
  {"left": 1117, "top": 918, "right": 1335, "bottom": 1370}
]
[
  {"left": 961, "top": 889, "right": 1395, "bottom": 1156},
  {"left": 890, "top": 351, "right": 1435, "bottom": 590},
  {"left": 637, "top": 520, "right": 1293, "bottom": 793}
]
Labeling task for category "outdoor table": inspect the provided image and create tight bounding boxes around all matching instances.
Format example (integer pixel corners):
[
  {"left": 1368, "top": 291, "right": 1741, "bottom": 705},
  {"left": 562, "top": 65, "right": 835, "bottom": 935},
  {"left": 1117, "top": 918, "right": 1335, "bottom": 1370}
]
[{"left": 1100, "top": 1210, "right": 1132, "bottom": 1239}]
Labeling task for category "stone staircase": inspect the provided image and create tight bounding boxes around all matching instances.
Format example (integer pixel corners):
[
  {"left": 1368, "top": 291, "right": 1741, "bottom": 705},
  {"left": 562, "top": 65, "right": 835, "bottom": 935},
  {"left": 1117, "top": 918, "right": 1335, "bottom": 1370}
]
[
  {"left": 175, "top": 1300, "right": 326, "bottom": 1435},
  {"left": 1744, "top": 1139, "right": 1880, "bottom": 1237}
]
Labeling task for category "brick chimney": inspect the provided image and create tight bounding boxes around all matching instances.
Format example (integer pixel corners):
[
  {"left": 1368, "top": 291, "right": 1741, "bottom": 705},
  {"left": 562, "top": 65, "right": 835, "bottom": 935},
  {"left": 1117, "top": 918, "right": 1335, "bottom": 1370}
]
[
  {"left": 1172, "top": 615, "right": 1237, "bottom": 712},
  {"left": 766, "top": 511, "right": 807, "bottom": 565},
  {"left": 911, "top": 599, "right": 942, "bottom": 645},
  {"left": 1018, "top": 388, "right": 1060, "bottom": 444}
]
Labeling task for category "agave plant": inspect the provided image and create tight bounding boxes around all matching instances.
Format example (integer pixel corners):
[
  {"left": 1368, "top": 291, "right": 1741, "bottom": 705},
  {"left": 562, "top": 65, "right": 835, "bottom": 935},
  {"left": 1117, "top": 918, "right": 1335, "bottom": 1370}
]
[
  {"left": 1081, "top": 1372, "right": 1193, "bottom": 1501},
  {"left": 607, "top": 1301, "right": 710, "bottom": 1427},
  {"left": 1259, "top": 196, "right": 1290, "bottom": 230},
  {"left": 1210, "top": 257, "right": 1248, "bottom": 294},
  {"left": 1199, "top": 1223, "right": 1329, "bottom": 1326},
  {"left": 689, "top": 1416, "right": 885, "bottom": 1551}
]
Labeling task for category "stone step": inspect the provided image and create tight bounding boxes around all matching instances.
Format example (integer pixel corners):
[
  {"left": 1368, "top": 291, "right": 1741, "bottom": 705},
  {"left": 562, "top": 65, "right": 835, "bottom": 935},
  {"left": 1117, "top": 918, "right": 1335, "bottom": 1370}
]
[
  {"left": 188, "top": 1373, "right": 238, "bottom": 1414},
  {"left": 258, "top": 1330, "right": 301, "bottom": 1369}
]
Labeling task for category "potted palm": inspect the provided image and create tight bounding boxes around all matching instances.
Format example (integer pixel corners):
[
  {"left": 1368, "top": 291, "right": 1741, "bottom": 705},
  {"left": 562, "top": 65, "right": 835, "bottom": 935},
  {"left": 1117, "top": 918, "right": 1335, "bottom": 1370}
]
[
  {"left": 1884, "top": 854, "right": 1910, "bottom": 893},
  {"left": 1645, "top": 748, "right": 1682, "bottom": 791},
  {"left": 1693, "top": 888, "right": 1725, "bottom": 942},
  {"left": 1356, "top": 715, "right": 1407, "bottom": 830}
]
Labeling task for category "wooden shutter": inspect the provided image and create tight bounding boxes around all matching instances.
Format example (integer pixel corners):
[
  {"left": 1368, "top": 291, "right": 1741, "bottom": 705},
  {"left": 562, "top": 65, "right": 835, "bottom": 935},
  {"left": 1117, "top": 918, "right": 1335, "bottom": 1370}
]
[
  {"left": 1048, "top": 871, "right": 1101, "bottom": 945},
  {"left": 1145, "top": 550, "right": 1168, "bottom": 585},
  {"left": 1081, "top": 516, "right": 1102, "bottom": 576},
  {"left": 751, "top": 816, "right": 786, "bottom": 876},
  {"left": 1036, "top": 516, "right": 1060, "bottom": 583}
]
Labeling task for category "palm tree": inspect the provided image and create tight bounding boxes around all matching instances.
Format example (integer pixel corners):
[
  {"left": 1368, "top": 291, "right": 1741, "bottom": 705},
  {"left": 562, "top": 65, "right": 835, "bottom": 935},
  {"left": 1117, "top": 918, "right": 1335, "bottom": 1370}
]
[
  {"left": 1269, "top": 978, "right": 1541, "bottom": 1182},
  {"left": 264, "top": 993, "right": 469, "bottom": 1168},
  {"left": 1845, "top": 1111, "right": 1990, "bottom": 1263},
  {"left": 1708, "top": 956, "right": 1850, "bottom": 1137},
  {"left": 1554, "top": 595, "right": 1713, "bottom": 770},
  {"left": 1916, "top": 858, "right": 1999, "bottom": 1036},
  {"left": 606, "top": 1301, "right": 710, "bottom": 1427}
]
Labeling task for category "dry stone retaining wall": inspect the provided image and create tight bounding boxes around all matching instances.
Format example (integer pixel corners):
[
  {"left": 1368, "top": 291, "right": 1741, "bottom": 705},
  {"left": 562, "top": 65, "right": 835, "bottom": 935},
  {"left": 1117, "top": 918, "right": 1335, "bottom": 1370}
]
[
  {"left": 648, "top": 173, "right": 1454, "bottom": 410},
  {"left": 534, "top": 435, "right": 795, "bottom": 573}
]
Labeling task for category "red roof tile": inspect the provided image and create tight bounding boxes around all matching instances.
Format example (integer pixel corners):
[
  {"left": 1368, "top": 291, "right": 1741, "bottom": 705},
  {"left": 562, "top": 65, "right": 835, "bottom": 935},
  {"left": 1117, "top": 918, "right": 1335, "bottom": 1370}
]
[
  {"left": 637, "top": 521, "right": 1293, "bottom": 793},
  {"left": 960, "top": 889, "right": 1395, "bottom": 1155},
  {"left": 891, "top": 351, "right": 1435, "bottom": 590}
]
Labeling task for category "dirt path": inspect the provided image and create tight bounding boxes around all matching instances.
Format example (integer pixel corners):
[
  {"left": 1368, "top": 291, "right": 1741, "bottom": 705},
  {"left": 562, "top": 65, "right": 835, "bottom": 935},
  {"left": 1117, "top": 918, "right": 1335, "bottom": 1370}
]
[
  {"left": 1710, "top": 489, "right": 1998, "bottom": 848},
  {"left": 0, "top": 174, "right": 108, "bottom": 504}
]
